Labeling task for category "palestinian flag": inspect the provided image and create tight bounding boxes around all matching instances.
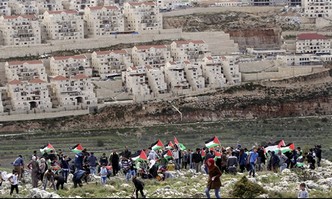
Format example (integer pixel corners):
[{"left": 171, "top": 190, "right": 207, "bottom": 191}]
[
  {"left": 132, "top": 150, "right": 148, "bottom": 162},
  {"left": 151, "top": 139, "right": 163, "bottom": 151},
  {"left": 163, "top": 150, "right": 173, "bottom": 160},
  {"left": 71, "top": 144, "right": 83, "bottom": 154},
  {"left": 214, "top": 150, "right": 221, "bottom": 161},
  {"left": 264, "top": 139, "right": 286, "bottom": 153},
  {"left": 174, "top": 136, "right": 186, "bottom": 150},
  {"left": 40, "top": 143, "right": 55, "bottom": 154},
  {"left": 279, "top": 143, "right": 295, "bottom": 153},
  {"left": 201, "top": 149, "right": 206, "bottom": 158},
  {"left": 166, "top": 141, "right": 174, "bottom": 150},
  {"left": 205, "top": 136, "right": 220, "bottom": 148}
]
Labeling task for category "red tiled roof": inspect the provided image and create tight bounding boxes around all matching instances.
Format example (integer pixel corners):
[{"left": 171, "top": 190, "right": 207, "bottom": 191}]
[
  {"left": 297, "top": 33, "right": 327, "bottom": 40},
  {"left": 53, "top": 55, "right": 86, "bottom": 61},
  {"left": 89, "top": 5, "right": 118, "bottom": 10},
  {"left": 72, "top": 74, "right": 88, "bottom": 79},
  {"left": 3, "top": 15, "right": 35, "bottom": 20},
  {"left": 95, "top": 49, "right": 127, "bottom": 55},
  {"left": 128, "top": 2, "right": 156, "bottom": 6},
  {"left": 104, "top": 6, "right": 119, "bottom": 10},
  {"left": 52, "top": 75, "right": 68, "bottom": 81},
  {"left": 174, "top": 40, "right": 205, "bottom": 45},
  {"left": 8, "top": 60, "right": 43, "bottom": 65},
  {"left": 8, "top": 79, "right": 22, "bottom": 85},
  {"left": 29, "top": 78, "right": 46, "bottom": 84},
  {"left": 136, "top": 45, "right": 167, "bottom": 50},
  {"left": 48, "top": 10, "right": 77, "bottom": 15}
]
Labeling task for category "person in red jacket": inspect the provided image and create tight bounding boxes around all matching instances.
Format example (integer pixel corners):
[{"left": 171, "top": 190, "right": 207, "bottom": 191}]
[{"left": 205, "top": 158, "right": 222, "bottom": 199}]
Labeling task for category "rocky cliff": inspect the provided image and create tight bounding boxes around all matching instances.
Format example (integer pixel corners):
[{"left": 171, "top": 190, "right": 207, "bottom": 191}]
[{"left": 0, "top": 70, "right": 331, "bottom": 133}]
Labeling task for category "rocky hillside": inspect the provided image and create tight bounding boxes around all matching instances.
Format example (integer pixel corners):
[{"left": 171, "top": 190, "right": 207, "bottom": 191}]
[
  {"left": 163, "top": 9, "right": 300, "bottom": 49},
  {"left": 0, "top": 70, "right": 331, "bottom": 133},
  {"left": 1, "top": 159, "right": 332, "bottom": 198}
]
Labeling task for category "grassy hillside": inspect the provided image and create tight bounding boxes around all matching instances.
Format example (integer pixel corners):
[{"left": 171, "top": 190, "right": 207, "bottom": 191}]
[{"left": 0, "top": 116, "right": 331, "bottom": 168}]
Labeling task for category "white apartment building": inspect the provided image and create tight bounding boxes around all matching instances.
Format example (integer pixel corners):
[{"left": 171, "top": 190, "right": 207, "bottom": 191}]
[
  {"left": 163, "top": 61, "right": 190, "bottom": 92},
  {"left": 200, "top": 56, "right": 227, "bottom": 89},
  {"left": 170, "top": 40, "right": 210, "bottom": 62},
  {"left": 91, "top": 49, "right": 132, "bottom": 79},
  {"left": 0, "top": 0, "right": 11, "bottom": 16},
  {"left": 36, "top": 0, "right": 63, "bottom": 14},
  {"left": 132, "top": 44, "right": 172, "bottom": 68},
  {"left": 42, "top": 10, "right": 84, "bottom": 40},
  {"left": 7, "top": 78, "right": 52, "bottom": 112},
  {"left": 84, "top": 5, "right": 124, "bottom": 38},
  {"left": 296, "top": 33, "right": 331, "bottom": 54},
  {"left": 123, "top": 65, "right": 151, "bottom": 96},
  {"left": 50, "top": 74, "right": 97, "bottom": 108},
  {"left": 302, "top": 0, "right": 332, "bottom": 18},
  {"left": 5, "top": 60, "right": 47, "bottom": 82},
  {"left": 220, "top": 55, "right": 241, "bottom": 85},
  {"left": 66, "top": 0, "right": 98, "bottom": 12},
  {"left": 9, "top": 0, "right": 39, "bottom": 15},
  {"left": 146, "top": 67, "right": 168, "bottom": 95},
  {"left": 0, "top": 15, "right": 41, "bottom": 46},
  {"left": 183, "top": 61, "right": 205, "bottom": 90},
  {"left": 276, "top": 54, "right": 330, "bottom": 65},
  {"left": 123, "top": 2, "right": 162, "bottom": 31},
  {"left": 215, "top": 0, "right": 243, "bottom": 6},
  {"left": 50, "top": 55, "right": 92, "bottom": 77}
]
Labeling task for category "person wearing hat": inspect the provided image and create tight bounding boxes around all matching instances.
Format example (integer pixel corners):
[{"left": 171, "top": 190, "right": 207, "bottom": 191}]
[{"left": 205, "top": 158, "right": 222, "bottom": 199}]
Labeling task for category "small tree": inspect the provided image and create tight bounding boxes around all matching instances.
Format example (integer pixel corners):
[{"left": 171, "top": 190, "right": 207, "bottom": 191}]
[{"left": 231, "top": 176, "right": 267, "bottom": 198}]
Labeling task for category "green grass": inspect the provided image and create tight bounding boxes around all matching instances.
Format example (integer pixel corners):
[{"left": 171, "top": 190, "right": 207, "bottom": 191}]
[{"left": 0, "top": 116, "right": 331, "bottom": 168}]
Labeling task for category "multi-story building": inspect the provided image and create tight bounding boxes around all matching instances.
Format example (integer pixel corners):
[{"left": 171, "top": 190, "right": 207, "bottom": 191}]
[
  {"left": 183, "top": 61, "right": 205, "bottom": 90},
  {"left": 5, "top": 60, "right": 47, "bottom": 82},
  {"left": 84, "top": 5, "right": 124, "bottom": 38},
  {"left": 123, "top": 65, "right": 151, "bottom": 96},
  {"left": 123, "top": 2, "right": 162, "bottom": 31},
  {"left": 296, "top": 33, "right": 331, "bottom": 54},
  {"left": 50, "top": 55, "right": 92, "bottom": 77},
  {"left": 170, "top": 40, "right": 210, "bottom": 62},
  {"left": 42, "top": 10, "right": 84, "bottom": 40},
  {"left": 9, "top": 0, "right": 39, "bottom": 15},
  {"left": 0, "top": 15, "right": 41, "bottom": 46},
  {"left": 0, "top": 0, "right": 11, "bottom": 16},
  {"left": 146, "top": 67, "right": 167, "bottom": 95},
  {"left": 288, "top": 0, "right": 301, "bottom": 6},
  {"left": 200, "top": 56, "right": 227, "bottom": 89},
  {"left": 50, "top": 74, "right": 97, "bottom": 108},
  {"left": 276, "top": 54, "right": 331, "bottom": 65},
  {"left": 7, "top": 78, "right": 52, "bottom": 112},
  {"left": 66, "top": 0, "right": 98, "bottom": 12},
  {"left": 91, "top": 49, "right": 132, "bottom": 79},
  {"left": 163, "top": 61, "right": 190, "bottom": 92},
  {"left": 132, "top": 44, "right": 172, "bottom": 68},
  {"left": 36, "top": 0, "right": 64, "bottom": 14},
  {"left": 302, "top": 0, "right": 332, "bottom": 18},
  {"left": 249, "top": 0, "right": 272, "bottom": 6},
  {"left": 220, "top": 55, "right": 241, "bottom": 85}
]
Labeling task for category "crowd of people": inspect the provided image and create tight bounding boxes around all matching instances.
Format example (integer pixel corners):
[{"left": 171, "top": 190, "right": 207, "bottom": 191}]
[{"left": 1, "top": 141, "right": 322, "bottom": 198}]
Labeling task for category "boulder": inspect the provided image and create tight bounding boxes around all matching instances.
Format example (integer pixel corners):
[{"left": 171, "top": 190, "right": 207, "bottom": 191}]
[
  {"left": 281, "top": 169, "right": 291, "bottom": 175},
  {"left": 305, "top": 180, "right": 319, "bottom": 190},
  {"left": 29, "top": 188, "right": 61, "bottom": 198}
]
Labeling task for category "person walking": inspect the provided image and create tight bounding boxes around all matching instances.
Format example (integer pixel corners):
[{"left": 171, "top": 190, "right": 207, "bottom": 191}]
[
  {"left": 12, "top": 155, "right": 24, "bottom": 180},
  {"left": 314, "top": 145, "right": 322, "bottom": 167},
  {"left": 60, "top": 155, "right": 71, "bottom": 183},
  {"left": 9, "top": 170, "right": 19, "bottom": 196},
  {"left": 132, "top": 176, "right": 146, "bottom": 198},
  {"left": 27, "top": 156, "right": 39, "bottom": 188},
  {"left": 99, "top": 164, "right": 108, "bottom": 186},
  {"left": 205, "top": 158, "right": 222, "bottom": 199},
  {"left": 192, "top": 148, "right": 203, "bottom": 173},
  {"left": 248, "top": 147, "right": 258, "bottom": 178},
  {"left": 238, "top": 149, "right": 247, "bottom": 173},
  {"left": 110, "top": 151, "right": 120, "bottom": 176},
  {"left": 87, "top": 152, "right": 98, "bottom": 175}
]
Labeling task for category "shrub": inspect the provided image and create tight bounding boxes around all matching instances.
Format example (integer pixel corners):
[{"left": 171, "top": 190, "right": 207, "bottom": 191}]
[
  {"left": 97, "top": 139, "right": 105, "bottom": 147},
  {"left": 231, "top": 176, "right": 267, "bottom": 198},
  {"left": 321, "top": 117, "right": 328, "bottom": 123}
]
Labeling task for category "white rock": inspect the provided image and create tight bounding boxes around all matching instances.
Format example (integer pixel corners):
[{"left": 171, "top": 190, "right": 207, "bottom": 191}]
[
  {"left": 305, "top": 180, "right": 319, "bottom": 190},
  {"left": 248, "top": 177, "right": 256, "bottom": 183},
  {"left": 281, "top": 169, "right": 291, "bottom": 175},
  {"left": 257, "top": 193, "right": 269, "bottom": 198}
]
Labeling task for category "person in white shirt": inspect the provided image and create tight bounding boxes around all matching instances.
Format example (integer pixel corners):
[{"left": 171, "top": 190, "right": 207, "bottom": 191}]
[
  {"left": 298, "top": 183, "right": 309, "bottom": 198},
  {"left": 9, "top": 170, "right": 19, "bottom": 195}
]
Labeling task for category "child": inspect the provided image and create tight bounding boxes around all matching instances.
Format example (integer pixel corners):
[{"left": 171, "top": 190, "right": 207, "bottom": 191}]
[
  {"left": 99, "top": 164, "right": 108, "bottom": 186},
  {"left": 132, "top": 176, "right": 146, "bottom": 198},
  {"left": 298, "top": 183, "right": 309, "bottom": 198},
  {"left": 8, "top": 170, "right": 19, "bottom": 196}
]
